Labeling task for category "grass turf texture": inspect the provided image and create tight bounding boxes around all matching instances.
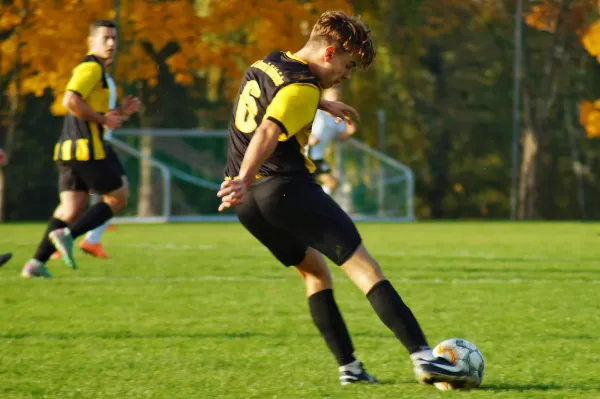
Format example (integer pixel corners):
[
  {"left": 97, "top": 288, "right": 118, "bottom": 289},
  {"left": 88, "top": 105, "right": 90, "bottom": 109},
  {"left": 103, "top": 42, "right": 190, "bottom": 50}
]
[{"left": 0, "top": 222, "right": 598, "bottom": 398}]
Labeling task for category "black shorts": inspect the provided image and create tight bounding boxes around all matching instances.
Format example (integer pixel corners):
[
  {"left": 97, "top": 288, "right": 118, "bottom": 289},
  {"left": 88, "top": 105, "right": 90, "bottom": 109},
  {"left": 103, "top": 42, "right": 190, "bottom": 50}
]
[
  {"left": 58, "top": 150, "right": 124, "bottom": 194},
  {"left": 235, "top": 174, "right": 362, "bottom": 267},
  {"left": 312, "top": 159, "right": 331, "bottom": 175},
  {"left": 105, "top": 143, "right": 125, "bottom": 176}
]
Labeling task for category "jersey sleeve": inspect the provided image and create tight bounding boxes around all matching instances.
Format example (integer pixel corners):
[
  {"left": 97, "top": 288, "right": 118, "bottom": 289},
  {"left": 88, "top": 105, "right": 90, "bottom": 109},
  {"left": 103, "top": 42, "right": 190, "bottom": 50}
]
[
  {"left": 65, "top": 61, "right": 103, "bottom": 99},
  {"left": 264, "top": 83, "right": 320, "bottom": 137}
]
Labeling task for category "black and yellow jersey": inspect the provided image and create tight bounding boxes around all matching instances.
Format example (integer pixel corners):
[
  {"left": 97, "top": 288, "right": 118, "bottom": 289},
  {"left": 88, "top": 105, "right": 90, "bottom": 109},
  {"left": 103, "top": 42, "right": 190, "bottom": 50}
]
[
  {"left": 54, "top": 54, "right": 109, "bottom": 162},
  {"left": 225, "top": 51, "right": 322, "bottom": 179}
]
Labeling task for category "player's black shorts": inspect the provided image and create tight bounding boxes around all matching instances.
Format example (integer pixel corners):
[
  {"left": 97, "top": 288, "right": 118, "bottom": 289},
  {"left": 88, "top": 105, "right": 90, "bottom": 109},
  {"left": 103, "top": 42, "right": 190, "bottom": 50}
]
[
  {"left": 57, "top": 150, "right": 124, "bottom": 194},
  {"left": 235, "top": 174, "right": 362, "bottom": 267},
  {"left": 105, "top": 142, "right": 125, "bottom": 176},
  {"left": 311, "top": 159, "right": 331, "bottom": 175}
]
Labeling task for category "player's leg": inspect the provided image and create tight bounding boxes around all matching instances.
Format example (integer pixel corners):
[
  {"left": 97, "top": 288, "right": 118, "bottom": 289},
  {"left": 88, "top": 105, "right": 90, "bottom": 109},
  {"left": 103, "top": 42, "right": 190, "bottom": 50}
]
[
  {"left": 292, "top": 247, "right": 377, "bottom": 385},
  {"left": 49, "top": 159, "right": 126, "bottom": 268},
  {"left": 22, "top": 163, "right": 88, "bottom": 277},
  {"left": 265, "top": 177, "right": 475, "bottom": 385},
  {"left": 80, "top": 146, "right": 125, "bottom": 258},
  {"left": 339, "top": 245, "right": 471, "bottom": 384},
  {"left": 235, "top": 181, "right": 374, "bottom": 385}
]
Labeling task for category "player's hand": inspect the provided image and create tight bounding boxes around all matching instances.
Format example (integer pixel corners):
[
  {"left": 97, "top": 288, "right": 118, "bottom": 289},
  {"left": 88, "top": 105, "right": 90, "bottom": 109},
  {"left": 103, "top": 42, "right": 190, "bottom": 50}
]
[
  {"left": 217, "top": 178, "right": 251, "bottom": 212},
  {"left": 121, "top": 95, "right": 142, "bottom": 116},
  {"left": 318, "top": 99, "right": 360, "bottom": 123},
  {"left": 0, "top": 148, "right": 6, "bottom": 166},
  {"left": 103, "top": 110, "right": 122, "bottom": 131}
]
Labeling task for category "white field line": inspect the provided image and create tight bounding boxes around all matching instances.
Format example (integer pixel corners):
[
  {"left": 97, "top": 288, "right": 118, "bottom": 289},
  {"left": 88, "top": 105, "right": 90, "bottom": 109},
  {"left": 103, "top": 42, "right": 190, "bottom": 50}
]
[
  {"left": 378, "top": 250, "right": 588, "bottom": 262},
  {"left": 1, "top": 239, "right": 589, "bottom": 261},
  {"left": 0, "top": 275, "right": 598, "bottom": 284}
]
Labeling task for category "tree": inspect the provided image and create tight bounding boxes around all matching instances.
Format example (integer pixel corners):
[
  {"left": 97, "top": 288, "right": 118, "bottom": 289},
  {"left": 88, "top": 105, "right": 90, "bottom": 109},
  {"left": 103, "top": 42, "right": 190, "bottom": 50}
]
[{"left": 0, "top": 0, "right": 354, "bottom": 218}]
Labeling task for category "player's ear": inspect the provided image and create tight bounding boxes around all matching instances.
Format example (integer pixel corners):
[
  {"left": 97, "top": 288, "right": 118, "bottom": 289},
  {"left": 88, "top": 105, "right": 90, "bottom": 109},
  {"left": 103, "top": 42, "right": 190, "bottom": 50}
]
[{"left": 324, "top": 46, "right": 336, "bottom": 63}]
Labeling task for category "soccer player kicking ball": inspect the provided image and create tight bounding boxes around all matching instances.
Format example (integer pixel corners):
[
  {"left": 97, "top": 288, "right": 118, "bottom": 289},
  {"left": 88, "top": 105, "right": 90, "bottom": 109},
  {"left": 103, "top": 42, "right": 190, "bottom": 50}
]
[{"left": 217, "top": 10, "right": 476, "bottom": 387}]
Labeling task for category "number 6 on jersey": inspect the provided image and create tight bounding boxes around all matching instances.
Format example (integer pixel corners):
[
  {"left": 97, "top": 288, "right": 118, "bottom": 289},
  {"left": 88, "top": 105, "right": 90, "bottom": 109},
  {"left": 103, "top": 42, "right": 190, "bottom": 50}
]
[{"left": 235, "top": 80, "right": 261, "bottom": 133}]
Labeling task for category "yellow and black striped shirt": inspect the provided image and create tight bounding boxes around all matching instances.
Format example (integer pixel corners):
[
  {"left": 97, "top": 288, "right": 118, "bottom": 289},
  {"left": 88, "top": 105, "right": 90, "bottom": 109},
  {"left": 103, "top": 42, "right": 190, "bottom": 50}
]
[
  {"left": 225, "top": 51, "right": 321, "bottom": 179},
  {"left": 54, "top": 54, "right": 109, "bottom": 162}
]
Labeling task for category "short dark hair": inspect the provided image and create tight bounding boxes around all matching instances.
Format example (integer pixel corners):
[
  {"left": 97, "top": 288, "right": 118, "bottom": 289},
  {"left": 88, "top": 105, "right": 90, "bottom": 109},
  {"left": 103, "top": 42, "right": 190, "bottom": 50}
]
[
  {"left": 89, "top": 20, "right": 116, "bottom": 36},
  {"left": 309, "top": 11, "right": 375, "bottom": 68}
]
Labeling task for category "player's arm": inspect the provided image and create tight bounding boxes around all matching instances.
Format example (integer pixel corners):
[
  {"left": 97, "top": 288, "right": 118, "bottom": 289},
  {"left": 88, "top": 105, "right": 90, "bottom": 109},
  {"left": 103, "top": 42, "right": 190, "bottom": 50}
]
[
  {"left": 238, "top": 120, "right": 282, "bottom": 182},
  {"left": 218, "top": 119, "right": 282, "bottom": 211},
  {"left": 218, "top": 83, "right": 319, "bottom": 211},
  {"left": 62, "top": 91, "right": 107, "bottom": 125},
  {"left": 117, "top": 95, "right": 142, "bottom": 120},
  {"left": 318, "top": 98, "right": 360, "bottom": 122},
  {"left": 62, "top": 62, "right": 120, "bottom": 129},
  {"left": 239, "top": 83, "right": 319, "bottom": 180},
  {"left": 337, "top": 118, "right": 356, "bottom": 141}
]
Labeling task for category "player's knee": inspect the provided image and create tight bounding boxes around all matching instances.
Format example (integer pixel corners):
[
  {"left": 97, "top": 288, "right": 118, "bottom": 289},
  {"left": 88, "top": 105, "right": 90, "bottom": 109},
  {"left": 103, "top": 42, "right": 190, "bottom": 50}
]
[
  {"left": 302, "top": 271, "right": 333, "bottom": 294},
  {"left": 53, "top": 203, "right": 84, "bottom": 223},
  {"left": 103, "top": 188, "right": 128, "bottom": 214}
]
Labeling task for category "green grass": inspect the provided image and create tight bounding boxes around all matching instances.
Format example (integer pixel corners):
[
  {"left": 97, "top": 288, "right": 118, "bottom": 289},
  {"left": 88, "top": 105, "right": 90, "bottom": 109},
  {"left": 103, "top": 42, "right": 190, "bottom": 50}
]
[{"left": 0, "top": 222, "right": 599, "bottom": 398}]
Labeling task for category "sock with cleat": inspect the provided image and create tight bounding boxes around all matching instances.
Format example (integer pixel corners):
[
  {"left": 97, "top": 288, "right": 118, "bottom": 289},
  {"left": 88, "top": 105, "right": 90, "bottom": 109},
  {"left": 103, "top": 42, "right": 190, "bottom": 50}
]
[
  {"left": 84, "top": 219, "right": 111, "bottom": 244},
  {"left": 309, "top": 289, "right": 356, "bottom": 366},
  {"left": 69, "top": 202, "right": 113, "bottom": 239},
  {"left": 33, "top": 218, "right": 68, "bottom": 263},
  {"left": 366, "top": 280, "right": 429, "bottom": 355}
]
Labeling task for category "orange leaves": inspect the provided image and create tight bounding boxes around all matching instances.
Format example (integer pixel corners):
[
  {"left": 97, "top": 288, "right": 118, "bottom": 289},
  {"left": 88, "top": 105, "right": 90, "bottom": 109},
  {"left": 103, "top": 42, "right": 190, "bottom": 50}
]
[
  {"left": 525, "top": 0, "right": 595, "bottom": 34},
  {"left": 582, "top": 19, "right": 600, "bottom": 61},
  {"left": 1, "top": 0, "right": 113, "bottom": 105},
  {"left": 524, "top": 2, "right": 560, "bottom": 32},
  {"left": 579, "top": 100, "right": 600, "bottom": 138},
  {"left": 1, "top": 0, "right": 355, "bottom": 105}
]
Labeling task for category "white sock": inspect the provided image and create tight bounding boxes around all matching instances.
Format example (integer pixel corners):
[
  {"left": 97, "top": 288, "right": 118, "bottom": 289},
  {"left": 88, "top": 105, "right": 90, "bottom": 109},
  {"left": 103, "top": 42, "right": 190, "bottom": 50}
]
[
  {"left": 84, "top": 219, "right": 111, "bottom": 244},
  {"left": 322, "top": 185, "right": 333, "bottom": 196},
  {"left": 28, "top": 258, "right": 43, "bottom": 267}
]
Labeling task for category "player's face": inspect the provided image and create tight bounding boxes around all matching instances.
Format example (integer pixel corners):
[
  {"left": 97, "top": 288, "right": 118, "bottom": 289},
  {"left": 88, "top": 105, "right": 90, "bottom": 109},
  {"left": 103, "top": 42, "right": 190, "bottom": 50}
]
[
  {"left": 321, "top": 46, "right": 358, "bottom": 89},
  {"left": 89, "top": 27, "right": 117, "bottom": 62}
]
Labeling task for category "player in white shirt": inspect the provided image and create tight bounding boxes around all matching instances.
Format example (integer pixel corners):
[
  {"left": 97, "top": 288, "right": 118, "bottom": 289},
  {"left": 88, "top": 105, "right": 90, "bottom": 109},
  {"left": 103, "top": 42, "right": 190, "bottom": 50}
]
[{"left": 307, "top": 88, "right": 356, "bottom": 195}]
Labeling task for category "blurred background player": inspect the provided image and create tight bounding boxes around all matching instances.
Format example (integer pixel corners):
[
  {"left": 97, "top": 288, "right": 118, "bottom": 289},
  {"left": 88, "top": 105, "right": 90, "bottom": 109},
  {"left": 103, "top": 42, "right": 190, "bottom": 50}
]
[
  {"left": 22, "top": 20, "right": 138, "bottom": 278},
  {"left": 50, "top": 38, "right": 138, "bottom": 261},
  {"left": 77, "top": 55, "right": 128, "bottom": 259},
  {"left": 307, "top": 87, "right": 356, "bottom": 196}
]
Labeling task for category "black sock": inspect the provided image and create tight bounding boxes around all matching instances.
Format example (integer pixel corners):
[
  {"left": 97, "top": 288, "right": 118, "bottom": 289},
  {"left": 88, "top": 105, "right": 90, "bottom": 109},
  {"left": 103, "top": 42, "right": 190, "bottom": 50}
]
[
  {"left": 69, "top": 202, "right": 113, "bottom": 238},
  {"left": 34, "top": 218, "right": 68, "bottom": 262},
  {"left": 308, "top": 289, "right": 356, "bottom": 367},
  {"left": 367, "top": 280, "right": 429, "bottom": 354}
]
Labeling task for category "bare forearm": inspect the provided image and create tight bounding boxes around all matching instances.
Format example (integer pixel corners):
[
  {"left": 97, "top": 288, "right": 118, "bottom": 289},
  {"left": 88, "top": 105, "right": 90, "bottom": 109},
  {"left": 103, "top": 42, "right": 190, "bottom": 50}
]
[
  {"left": 239, "top": 124, "right": 280, "bottom": 179},
  {"left": 64, "top": 94, "right": 105, "bottom": 124}
]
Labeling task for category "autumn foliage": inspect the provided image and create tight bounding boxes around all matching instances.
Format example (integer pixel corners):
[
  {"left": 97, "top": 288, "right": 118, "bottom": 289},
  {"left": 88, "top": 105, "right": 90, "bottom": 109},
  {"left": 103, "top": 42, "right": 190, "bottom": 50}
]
[
  {"left": 524, "top": 0, "right": 600, "bottom": 138},
  {"left": 0, "top": 0, "right": 352, "bottom": 114}
]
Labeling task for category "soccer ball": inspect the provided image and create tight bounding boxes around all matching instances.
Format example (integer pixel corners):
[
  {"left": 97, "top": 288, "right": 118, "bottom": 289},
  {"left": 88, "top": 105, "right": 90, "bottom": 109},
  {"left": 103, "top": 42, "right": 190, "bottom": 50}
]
[{"left": 432, "top": 338, "right": 485, "bottom": 390}]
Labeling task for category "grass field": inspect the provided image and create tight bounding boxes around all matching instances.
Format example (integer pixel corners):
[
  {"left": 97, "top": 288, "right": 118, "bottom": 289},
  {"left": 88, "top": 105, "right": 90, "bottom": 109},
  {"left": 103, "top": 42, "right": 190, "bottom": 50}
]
[{"left": 0, "top": 222, "right": 598, "bottom": 398}]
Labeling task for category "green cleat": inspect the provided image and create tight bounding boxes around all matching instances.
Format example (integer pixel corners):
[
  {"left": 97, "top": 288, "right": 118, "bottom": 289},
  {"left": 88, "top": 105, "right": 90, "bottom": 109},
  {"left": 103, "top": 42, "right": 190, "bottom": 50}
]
[
  {"left": 48, "top": 228, "right": 77, "bottom": 270},
  {"left": 21, "top": 260, "right": 53, "bottom": 278}
]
